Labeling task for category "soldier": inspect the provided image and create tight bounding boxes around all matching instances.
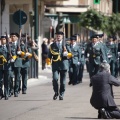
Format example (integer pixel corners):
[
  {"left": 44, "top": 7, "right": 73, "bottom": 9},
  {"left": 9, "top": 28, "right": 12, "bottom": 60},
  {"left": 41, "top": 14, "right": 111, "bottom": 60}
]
[
  {"left": 65, "top": 38, "right": 72, "bottom": 85},
  {"left": 47, "top": 31, "right": 71, "bottom": 100},
  {"left": 106, "top": 36, "right": 118, "bottom": 77},
  {"left": 10, "top": 33, "right": 23, "bottom": 97},
  {"left": 0, "top": 36, "right": 11, "bottom": 100},
  {"left": 77, "top": 41, "right": 86, "bottom": 83},
  {"left": 20, "top": 34, "right": 32, "bottom": 94},
  {"left": 113, "top": 36, "right": 119, "bottom": 78},
  {"left": 68, "top": 36, "right": 81, "bottom": 85},
  {"left": 85, "top": 35, "right": 106, "bottom": 86}
]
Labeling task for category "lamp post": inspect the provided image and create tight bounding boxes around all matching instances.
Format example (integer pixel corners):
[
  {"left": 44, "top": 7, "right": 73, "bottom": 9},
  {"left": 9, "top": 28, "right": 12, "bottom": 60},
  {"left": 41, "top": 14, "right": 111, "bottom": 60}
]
[
  {"left": 34, "top": 0, "right": 38, "bottom": 42},
  {"left": 33, "top": 0, "right": 38, "bottom": 78},
  {"left": 115, "top": 0, "right": 118, "bottom": 13}
]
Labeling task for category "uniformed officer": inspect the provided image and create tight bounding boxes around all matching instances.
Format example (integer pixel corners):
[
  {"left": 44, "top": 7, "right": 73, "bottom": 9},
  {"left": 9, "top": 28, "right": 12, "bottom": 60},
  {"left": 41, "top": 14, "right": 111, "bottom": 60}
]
[
  {"left": 68, "top": 36, "right": 81, "bottom": 85},
  {"left": 77, "top": 41, "right": 86, "bottom": 83},
  {"left": 65, "top": 38, "right": 72, "bottom": 84},
  {"left": 20, "top": 36, "right": 32, "bottom": 94},
  {"left": 85, "top": 35, "right": 106, "bottom": 86},
  {"left": 0, "top": 36, "right": 11, "bottom": 100},
  {"left": 10, "top": 33, "right": 23, "bottom": 97},
  {"left": 47, "top": 31, "right": 70, "bottom": 100},
  {"left": 113, "top": 36, "right": 119, "bottom": 78},
  {"left": 106, "top": 36, "right": 118, "bottom": 77}
]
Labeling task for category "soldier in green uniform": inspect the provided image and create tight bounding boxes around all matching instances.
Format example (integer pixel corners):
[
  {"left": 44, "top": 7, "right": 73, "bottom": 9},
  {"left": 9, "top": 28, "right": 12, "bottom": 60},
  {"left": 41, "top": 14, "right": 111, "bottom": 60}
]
[
  {"left": 106, "top": 36, "right": 118, "bottom": 77},
  {"left": 10, "top": 33, "right": 23, "bottom": 97},
  {"left": 65, "top": 38, "right": 72, "bottom": 85},
  {"left": 67, "top": 36, "right": 81, "bottom": 85},
  {"left": 77, "top": 41, "right": 86, "bottom": 83},
  {"left": 0, "top": 36, "right": 11, "bottom": 100},
  {"left": 113, "top": 36, "right": 119, "bottom": 78},
  {"left": 47, "top": 31, "right": 70, "bottom": 100},
  {"left": 85, "top": 35, "right": 106, "bottom": 86},
  {"left": 20, "top": 36, "right": 32, "bottom": 94}
]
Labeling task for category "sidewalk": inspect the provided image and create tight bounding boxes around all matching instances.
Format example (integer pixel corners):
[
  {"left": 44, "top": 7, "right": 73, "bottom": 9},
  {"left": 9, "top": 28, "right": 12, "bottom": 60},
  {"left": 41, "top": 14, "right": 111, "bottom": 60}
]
[{"left": 28, "top": 68, "right": 52, "bottom": 87}]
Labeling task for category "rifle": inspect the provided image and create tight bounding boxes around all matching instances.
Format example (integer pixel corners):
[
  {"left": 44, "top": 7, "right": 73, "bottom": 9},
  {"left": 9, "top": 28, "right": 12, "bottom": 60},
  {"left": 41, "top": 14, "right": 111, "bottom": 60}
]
[
  {"left": 25, "top": 32, "right": 28, "bottom": 52},
  {"left": 18, "top": 29, "right": 22, "bottom": 51},
  {"left": 5, "top": 27, "right": 12, "bottom": 58},
  {"left": 25, "top": 32, "right": 32, "bottom": 59},
  {"left": 18, "top": 29, "right": 25, "bottom": 57}
]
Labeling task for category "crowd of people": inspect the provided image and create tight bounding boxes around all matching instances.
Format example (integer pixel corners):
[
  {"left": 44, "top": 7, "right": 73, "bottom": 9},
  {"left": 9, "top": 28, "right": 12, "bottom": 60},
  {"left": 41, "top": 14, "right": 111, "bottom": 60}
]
[
  {"left": 45, "top": 31, "right": 120, "bottom": 119},
  {"left": 1, "top": 30, "right": 120, "bottom": 119},
  {"left": 0, "top": 33, "right": 38, "bottom": 100}
]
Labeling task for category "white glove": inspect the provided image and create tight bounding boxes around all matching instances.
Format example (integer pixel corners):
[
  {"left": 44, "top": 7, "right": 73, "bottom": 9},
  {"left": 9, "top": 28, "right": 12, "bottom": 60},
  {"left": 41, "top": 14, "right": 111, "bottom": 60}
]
[
  {"left": 63, "top": 51, "right": 68, "bottom": 57},
  {"left": 26, "top": 52, "right": 30, "bottom": 56},
  {"left": 118, "top": 52, "right": 120, "bottom": 56},
  {"left": 82, "top": 50, "right": 85, "bottom": 54},
  {"left": 103, "top": 60, "right": 107, "bottom": 63},
  {"left": 17, "top": 51, "right": 22, "bottom": 55},
  {"left": 77, "top": 62, "right": 80, "bottom": 65},
  {"left": 85, "top": 58, "right": 89, "bottom": 61},
  {"left": 10, "top": 58, "right": 15, "bottom": 63}
]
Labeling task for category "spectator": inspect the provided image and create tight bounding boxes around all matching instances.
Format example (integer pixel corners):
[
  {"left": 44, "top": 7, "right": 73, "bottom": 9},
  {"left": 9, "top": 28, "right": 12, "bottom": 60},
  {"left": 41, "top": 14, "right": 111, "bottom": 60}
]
[
  {"left": 90, "top": 62, "right": 120, "bottom": 119},
  {"left": 41, "top": 38, "right": 49, "bottom": 70}
]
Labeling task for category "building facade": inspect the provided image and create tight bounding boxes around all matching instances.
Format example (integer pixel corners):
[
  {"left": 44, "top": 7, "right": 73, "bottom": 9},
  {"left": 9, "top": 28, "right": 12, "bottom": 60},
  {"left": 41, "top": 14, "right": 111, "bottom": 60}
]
[{"left": 0, "top": 0, "right": 113, "bottom": 76}]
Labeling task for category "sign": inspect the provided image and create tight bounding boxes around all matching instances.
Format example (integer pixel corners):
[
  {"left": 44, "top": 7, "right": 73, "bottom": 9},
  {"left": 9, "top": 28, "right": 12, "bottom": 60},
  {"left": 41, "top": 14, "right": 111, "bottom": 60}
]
[
  {"left": 93, "top": 0, "right": 100, "bottom": 4},
  {"left": 13, "top": 10, "right": 27, "bottom": 26}
]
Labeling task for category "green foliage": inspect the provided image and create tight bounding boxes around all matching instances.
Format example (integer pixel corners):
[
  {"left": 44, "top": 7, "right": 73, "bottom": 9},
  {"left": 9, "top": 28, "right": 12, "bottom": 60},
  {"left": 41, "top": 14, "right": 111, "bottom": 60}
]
[
  {"left": 79, "top": 9, "right": 103, "bottom": 30},
  {"left": 79, "top": 9, "right": 120, "bottom": 36}
]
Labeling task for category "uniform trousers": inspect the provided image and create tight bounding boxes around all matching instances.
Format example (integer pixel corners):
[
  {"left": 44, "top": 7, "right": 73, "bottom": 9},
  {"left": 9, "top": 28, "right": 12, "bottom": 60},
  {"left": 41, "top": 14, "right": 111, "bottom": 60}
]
[{"left": 52, "top": 70, "right": 67, "bottom": 97}]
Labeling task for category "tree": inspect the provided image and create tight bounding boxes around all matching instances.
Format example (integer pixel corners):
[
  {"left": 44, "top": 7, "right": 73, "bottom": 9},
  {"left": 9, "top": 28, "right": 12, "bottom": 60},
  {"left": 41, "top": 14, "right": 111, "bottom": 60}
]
[{"left": 79, "top": 9, "right": 120, "bottom": 37}]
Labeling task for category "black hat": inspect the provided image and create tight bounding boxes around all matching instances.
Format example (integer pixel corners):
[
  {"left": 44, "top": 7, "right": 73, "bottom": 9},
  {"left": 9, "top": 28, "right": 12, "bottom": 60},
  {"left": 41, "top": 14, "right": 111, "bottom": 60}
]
[
  {"left": 91, "top": 35, "right": 99, "bottom": 39},
  {"left": 10, "top": 32, "right": 19, "bottom": 38},
  {"left": 113, "top": 36, "right": 117, "bottom": 40},
  {"left": 55, "top": 31, "right": 64, "bottom": 35},
  {"left": 98, "top": 34, "right": 104, "bottom": 38},
  {"left": 0, "top": 35, "right": 6, "bottom": 39},
  {"left": 70, "top": 36, "right": 77, "bottom": 41}
]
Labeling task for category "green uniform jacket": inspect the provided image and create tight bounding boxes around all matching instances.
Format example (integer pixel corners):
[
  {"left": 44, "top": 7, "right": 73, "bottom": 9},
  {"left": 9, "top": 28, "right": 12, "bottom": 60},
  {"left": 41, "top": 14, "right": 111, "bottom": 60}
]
[
  {"left": 68, "top": 44, "right": 81, "bottom": 64},
  {"left": 20, "top": 44, "right": 32, "bottom": 68},
  {"left": 10, "top": 42, "right": 22, "bottom": 68},
  {"left": 48, "top": 42, "right": 69, "bottom": 71},
  {"left": 106, "top": 42, "right": 118, "bottom": 63},
  {"left": 85, "top": 42, "right": 106, "bottom": 65},
  {"left": 0, "top": 45, "right": 11, "bottom": 70}
]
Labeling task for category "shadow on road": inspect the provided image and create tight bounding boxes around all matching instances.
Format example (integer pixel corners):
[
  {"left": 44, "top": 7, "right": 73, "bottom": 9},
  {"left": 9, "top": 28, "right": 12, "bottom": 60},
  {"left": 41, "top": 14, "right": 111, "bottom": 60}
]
[
  {"left": 13, "top": 100, "right": 49, "bottom": 101},
  {"left": 65, "top": 117, "right": 97, "bottom": 119}
]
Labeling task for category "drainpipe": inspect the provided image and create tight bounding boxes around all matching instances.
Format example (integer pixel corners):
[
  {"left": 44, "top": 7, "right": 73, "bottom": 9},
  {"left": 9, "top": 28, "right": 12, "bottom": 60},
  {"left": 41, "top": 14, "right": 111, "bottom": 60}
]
[
  {"left": 115, "top": 0, "right": 118, "bottom": 13},
  {"left": 33, "top": 0, "right": 39, "bottom": 78},
  {"left": 34, "top": 0, "right": 38, "bottom": 42}
]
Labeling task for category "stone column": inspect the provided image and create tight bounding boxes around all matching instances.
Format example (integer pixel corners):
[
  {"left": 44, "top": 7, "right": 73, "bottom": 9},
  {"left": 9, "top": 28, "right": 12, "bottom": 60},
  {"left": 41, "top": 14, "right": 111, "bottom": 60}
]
[
  {"left": 38, "top": 1, "right": 44, "bottom": 74},
  {"left": 1, "top": 3, "right": 9, "bottom": 35}
]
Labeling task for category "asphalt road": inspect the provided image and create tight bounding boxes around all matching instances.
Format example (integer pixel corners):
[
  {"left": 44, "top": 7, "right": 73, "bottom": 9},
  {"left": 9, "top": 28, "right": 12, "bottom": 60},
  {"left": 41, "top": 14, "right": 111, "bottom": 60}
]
[{"left": 0, "top": 69, "right": 120, "bottom": 120}]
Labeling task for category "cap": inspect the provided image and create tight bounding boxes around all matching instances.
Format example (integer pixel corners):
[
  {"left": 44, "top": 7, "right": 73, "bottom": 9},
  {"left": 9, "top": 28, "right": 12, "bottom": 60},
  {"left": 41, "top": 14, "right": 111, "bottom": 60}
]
[
  {"left": 10, "top": 32, "right": 19, "bottom": 38},
  {"left": 55, "top": 31, "right": 64, "bottom": 35},
  {"left": 98, "top": 34, "right": 104, "bottom": 38},
  {"left": 0, "top": 35, "right": 6, "bottom": 39},
  {"left": 90, "top": 35, "right": 99, "bottom": 39},
  {"left": 70, "top": 36, "right": 77, "bottom": 41}
]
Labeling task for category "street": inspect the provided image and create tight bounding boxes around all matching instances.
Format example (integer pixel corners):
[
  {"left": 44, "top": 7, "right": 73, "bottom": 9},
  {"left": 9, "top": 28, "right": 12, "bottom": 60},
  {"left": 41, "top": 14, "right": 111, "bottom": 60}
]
[{"left": 0, "top": 69, "right": 120, "bottom": 120}]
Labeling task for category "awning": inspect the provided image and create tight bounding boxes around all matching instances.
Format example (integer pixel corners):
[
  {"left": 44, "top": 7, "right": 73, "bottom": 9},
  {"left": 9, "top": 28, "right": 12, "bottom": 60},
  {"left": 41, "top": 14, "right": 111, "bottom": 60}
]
[{"left": 44, "top": 13, "right": 80, "bottom": 23}]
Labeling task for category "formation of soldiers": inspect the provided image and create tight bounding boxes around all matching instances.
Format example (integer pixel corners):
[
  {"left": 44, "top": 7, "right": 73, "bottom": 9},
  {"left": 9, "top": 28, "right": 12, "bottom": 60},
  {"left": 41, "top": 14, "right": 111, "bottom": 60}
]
[
  {"left": 0, "top": 32, "right": 32, "bottom": 100},
  {"left": 46, "top": 31, "right": 120, "bottom": 100},
  {"left": 1, "top": 30, "right": 119, "bottom": 101}
]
